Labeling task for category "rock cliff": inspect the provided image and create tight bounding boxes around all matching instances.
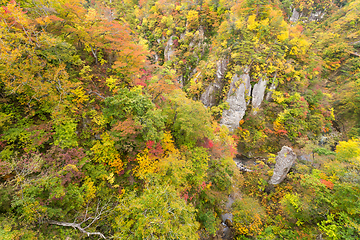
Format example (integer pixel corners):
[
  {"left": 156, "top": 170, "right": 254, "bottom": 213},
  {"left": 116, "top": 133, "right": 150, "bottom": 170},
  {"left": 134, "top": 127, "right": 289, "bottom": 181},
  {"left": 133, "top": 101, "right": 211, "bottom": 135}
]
[{"left": 220, "top": 71, "right": 251, "bottom": 131}]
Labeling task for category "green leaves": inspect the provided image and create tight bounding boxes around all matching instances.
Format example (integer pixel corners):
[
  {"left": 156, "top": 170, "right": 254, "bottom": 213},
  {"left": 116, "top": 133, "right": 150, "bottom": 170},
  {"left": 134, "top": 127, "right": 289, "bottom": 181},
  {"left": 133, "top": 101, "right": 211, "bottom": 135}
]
[
  {"left": 53, "top": 118, "right": 78, "bottom": 149},
  {"left": 162, "top": 89, "right": 212, "bottom": 147},
  {"left": 114, "top": 182, "right": 200, "bottom": 239},
  {"left": 104, "top": 86, "right": 165, "bottom": 153}
]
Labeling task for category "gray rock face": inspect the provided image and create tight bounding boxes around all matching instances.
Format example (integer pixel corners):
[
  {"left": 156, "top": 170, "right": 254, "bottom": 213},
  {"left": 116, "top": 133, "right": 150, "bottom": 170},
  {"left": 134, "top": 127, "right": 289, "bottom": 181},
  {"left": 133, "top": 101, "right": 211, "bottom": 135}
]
[
  {"left": 269, "top": 146, "right": 297, "bottom": 185},
  {"left": 220, "top": 72, "right": 251, "bottom": 131},
  {"left": 265, "top": 81, "right": 277, "bottom": 101},
  {"left": 216, "top": 58, "right": 228, "bottom": 81},
  {"left": 252, "top": 77, "right": 267, "bottom": 115},
  {"left": 290, "top": 8, "right": 325, "bottom": 23},
  {"left": 200, "top": 82, "right": 221, "bottom": 107},
  {"left": 308, "top": 11, "right": 325, "bottom": 22},
  {"left": 298, "top": 154, "right": 312, "bottom": 163},
  {"left": 290, "top": 8, "right": 301, "bottom": 23},
  {"left": 164, "top": 36, "right": 175, "bottom": 62},
  {"left": 201, "top": 58, "right": 229, "bottom": 107}
]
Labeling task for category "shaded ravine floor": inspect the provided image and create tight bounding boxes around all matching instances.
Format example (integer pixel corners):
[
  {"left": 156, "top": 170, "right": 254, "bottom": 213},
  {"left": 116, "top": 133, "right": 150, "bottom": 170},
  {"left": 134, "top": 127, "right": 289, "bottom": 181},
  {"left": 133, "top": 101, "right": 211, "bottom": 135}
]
[{"left": 218, "top": 157, "right": 258, "bottom": 239}]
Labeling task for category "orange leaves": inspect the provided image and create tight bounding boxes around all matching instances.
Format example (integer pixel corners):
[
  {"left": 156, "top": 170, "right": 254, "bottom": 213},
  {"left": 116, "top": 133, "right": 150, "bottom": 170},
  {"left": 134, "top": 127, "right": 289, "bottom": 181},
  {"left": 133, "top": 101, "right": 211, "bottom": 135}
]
[
  {"left": 320, "top": 179, "right": 334, "bottom": 189},
  {"left": 112, "top": 117, "right": 141, "bottom": 138},
  {"left": 0, "top": 2, "right": 81, "bottom": 110},
  {"left": 63, "top": 4, "right": 147, "bottom": 80}
]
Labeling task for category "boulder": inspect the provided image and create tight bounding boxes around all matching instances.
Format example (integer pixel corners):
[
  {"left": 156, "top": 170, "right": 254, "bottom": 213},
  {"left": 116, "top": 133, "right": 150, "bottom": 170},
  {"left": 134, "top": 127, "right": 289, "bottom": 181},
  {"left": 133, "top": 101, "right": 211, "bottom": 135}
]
[
  {"left": 269, "top": 146, "right": 297, "bottom": 185},
  {"left": 220, "top": 71, "right": 251, "bottom": 131},
  {"left": 225, "top": 219, "right": 233, "bottom": 228}
]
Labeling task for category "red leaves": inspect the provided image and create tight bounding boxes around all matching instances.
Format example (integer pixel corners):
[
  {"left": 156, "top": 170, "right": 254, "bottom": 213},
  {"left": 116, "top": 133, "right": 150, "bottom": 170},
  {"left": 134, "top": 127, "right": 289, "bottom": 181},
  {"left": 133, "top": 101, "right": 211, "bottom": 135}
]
[
  {"left": 199, "top": 137, "right": 213, "bottom": 149},
  {"left": 275, "top": 129, "right": 288, "bottom": 136},
  {"left": 146, "top": 140, "right": 164, "bottom": 158},
  {"left": 2, "top": 6, "right": 9, "bottom": 14},
  {"left": 320, "top": 179, "right": 334, "bottom": 189}
]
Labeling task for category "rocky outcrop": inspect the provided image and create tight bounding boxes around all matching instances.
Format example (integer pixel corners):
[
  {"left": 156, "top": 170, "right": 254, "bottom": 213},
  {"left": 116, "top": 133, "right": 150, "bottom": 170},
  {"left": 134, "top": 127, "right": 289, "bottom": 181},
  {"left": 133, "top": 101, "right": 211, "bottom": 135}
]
[
  {"left": 308, "top": 11, "right": 325, "bottom": 22},
  {"left": 289, "top": 7, "right": 325, "bottom": 23},
  {"left": 164, "top": 35, "right": 175, "bottom": 62},
  {"left": 269, "top": 146, "right": 297, "bottom": 185},
  {"left": 200, "top": 82, "right": 221, "bottom": 107},
  {"left": 252, "top": 77, "right": 267, "bottom": 115},
  {"left": 200, "top": 58, "right": 229, "bottom": 107},
  {"left": 220, "top": 71, "right": 251, "bottom": 131},
  {"left": 290, "top": 8, "right": 301, "bottom": 23},
  {"left": 235, "top": 161, "right": 252, "bottom": 172},
  {"left": 265, "top": 81, "right": 277, "bottom": 101}
]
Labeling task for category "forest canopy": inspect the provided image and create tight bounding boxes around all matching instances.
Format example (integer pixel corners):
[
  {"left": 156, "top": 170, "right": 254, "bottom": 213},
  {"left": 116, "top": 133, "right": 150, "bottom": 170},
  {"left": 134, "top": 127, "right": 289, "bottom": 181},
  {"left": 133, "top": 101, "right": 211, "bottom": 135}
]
[{"left": 0, "top": 0, "right": 359, "bottom": 239}]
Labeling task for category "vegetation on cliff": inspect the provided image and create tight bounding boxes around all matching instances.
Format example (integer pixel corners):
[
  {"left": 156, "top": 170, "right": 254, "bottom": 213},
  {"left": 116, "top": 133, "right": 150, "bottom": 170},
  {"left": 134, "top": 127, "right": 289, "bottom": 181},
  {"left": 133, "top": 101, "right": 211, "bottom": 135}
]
[{"left": 0, "top": 0, "right": 359, "bottom": 239}]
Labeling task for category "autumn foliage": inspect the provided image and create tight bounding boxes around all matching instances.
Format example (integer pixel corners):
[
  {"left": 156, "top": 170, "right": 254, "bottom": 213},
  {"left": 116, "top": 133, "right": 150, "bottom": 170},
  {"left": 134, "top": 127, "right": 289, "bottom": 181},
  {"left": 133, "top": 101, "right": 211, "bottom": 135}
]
[{"left": 1, "top": 0, "right": 360, "bottom": 239}]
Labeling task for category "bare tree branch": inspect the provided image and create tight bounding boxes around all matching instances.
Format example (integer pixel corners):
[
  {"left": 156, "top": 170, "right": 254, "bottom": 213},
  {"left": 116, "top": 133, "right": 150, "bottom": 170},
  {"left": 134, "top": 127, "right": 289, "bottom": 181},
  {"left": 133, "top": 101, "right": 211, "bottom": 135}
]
[
  {"left": 88, "top": 90, "right": 106, "bottom": 100},
  {"left": 48, "top": 200, "right": 113, "bottom": 239},
  {"left": 48, "top": 220, "right": 107, "bottom": 239},
  {"left": 349, "top": 51, "right": 360, "bottom": 57}
]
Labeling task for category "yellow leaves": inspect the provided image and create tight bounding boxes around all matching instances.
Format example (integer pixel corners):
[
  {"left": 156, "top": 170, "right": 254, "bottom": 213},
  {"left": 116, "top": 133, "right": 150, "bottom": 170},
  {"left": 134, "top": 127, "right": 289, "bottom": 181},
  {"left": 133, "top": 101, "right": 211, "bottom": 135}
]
[
  {"left": 277, "top": 30, "right": 289, "bottom": 42},
  {"left": 107, "top": 173, "right": 115, "bottom": 185},
  {"left": 336, "top": 138, "right": 360, "bottom": 162},
  {"left": 235, "top": 17, "right": 245, "bottom": 29},
  {"left": 91, "top": 133, "right": 125, "bottom": 173},
  {"left": 283, "top": 193, "right": 302, "bottom": 213},
  {"left": 85, "top": 8, "right": 97, "bottom": 22},
  {"left": 233, "top": 197, "right": 266, "bottom": 237},
  {"left": 273, "top": 91, "right": 286, "bottom": 104},
  {"left": 329, "top": 107, "right": 335, "bottom": 120},
  {"left": 0, "top": 112, "right": 11, "bottom": 129},
  {"left": 133, "top": 149, "right": 158, "bottom": 179},
  {"left": 83, "top": 176, "right": 97, "bottom": 200},
  {"left": 273, "top": 120, "right": 286, "bottom": 132},
  {"left": 63, "top": 164, "right": 79, "bottom": 172},
  {"left": 267, "top": 153, "right": 276, "bottom": 164},
  {"left": 157, "top": 151, "right": 190, "bottom": 189},
  {"left": 109, "top": 158, "right": 125, "bottom": 175},
  {"left": 247, "top": 14, "right": 258, "bottom": 31},
  {"left": 289, "top": 38, "right": 310, "bottom": 55},
  {"left": 79, "top": 65, "right": 93, "bottom": 81},
  {"left": 3, "top": 1, "right": 29, "bottom": 27},
  {"left": 90, "top": 110, "right": 106, "bottom": 129},
  {"left": 186, "top": 10, "right": 199, "bottom": 30},
  {"left": 119, "top": 188, "right": 126, "bottom": 198},
  {"left": 106, "top": 76, "right": 120, "bottom": 91},
  {"left": 162, "top": 131, "right": 177, "bottom": 154},
  {"left": 238, "top": 128, "right": 250, "bottom": 142},
  {"left": 259, "top": 18, "right": 269, "bottom": 27},
  {"left": 71, "top": 87, "right": 89, "bottom": 104},
  {"left": 23, "top": 201, "right": 47, "bottom": 223},
  {"left": 187, "top": 74, "right": 203, "bottom": 98}
]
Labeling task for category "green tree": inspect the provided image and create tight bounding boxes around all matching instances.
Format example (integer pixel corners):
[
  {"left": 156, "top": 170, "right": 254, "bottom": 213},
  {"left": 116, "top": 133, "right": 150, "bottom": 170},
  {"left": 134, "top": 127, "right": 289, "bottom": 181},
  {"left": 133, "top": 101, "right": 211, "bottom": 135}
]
[{"left": 113, "top": 181, "right": 200, "bottom": 239}]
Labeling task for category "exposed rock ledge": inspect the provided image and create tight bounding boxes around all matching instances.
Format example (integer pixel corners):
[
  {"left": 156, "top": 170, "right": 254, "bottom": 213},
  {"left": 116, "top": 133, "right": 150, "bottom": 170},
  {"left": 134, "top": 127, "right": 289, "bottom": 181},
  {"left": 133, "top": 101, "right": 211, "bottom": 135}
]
[{"left": 220, "top": 71, "right": 251, "bottom": 131}]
